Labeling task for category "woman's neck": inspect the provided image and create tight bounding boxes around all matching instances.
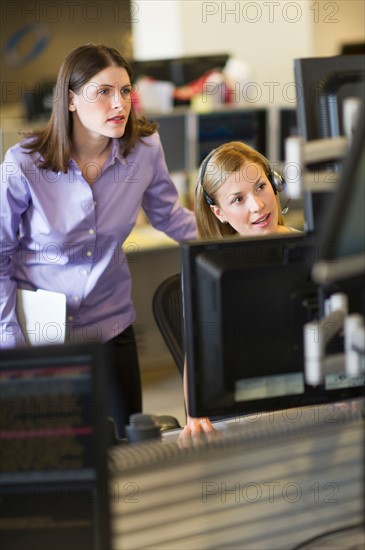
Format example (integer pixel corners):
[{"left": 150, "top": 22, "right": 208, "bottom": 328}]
[{"left": 71, "top": 139, "right": 112, "bottom": 185}]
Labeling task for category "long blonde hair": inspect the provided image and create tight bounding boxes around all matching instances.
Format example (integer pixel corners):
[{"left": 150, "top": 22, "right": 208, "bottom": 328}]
[{"left": 195, "top": 141, "right": 284, "bottom": 239}]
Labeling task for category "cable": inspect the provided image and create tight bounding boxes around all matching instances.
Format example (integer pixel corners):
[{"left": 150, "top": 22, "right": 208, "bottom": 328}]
[{"left": 290, "top": 522, "right": 365, "bottom": 550}]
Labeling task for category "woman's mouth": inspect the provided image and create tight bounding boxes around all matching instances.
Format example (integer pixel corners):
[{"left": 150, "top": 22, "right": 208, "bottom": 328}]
[
  {"left": 108, "top": 115, "right": 124, "bottom": 124},
  {"left": 252, "top": 213, "right": 271, "bottom": 227}
]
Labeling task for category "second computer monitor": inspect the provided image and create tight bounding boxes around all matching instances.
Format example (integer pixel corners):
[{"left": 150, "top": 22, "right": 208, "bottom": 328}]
[{"left": 181, "top": 233, "right": 364, "bottom": 419}]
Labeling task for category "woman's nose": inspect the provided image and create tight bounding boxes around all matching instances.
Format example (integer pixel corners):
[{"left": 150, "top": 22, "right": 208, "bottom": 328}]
[
  {"left": 247, "top": 195, "right": 264, "bottom": 212},
  {"left": 113, "top": 89, "right": 123, "bottom": 107}
]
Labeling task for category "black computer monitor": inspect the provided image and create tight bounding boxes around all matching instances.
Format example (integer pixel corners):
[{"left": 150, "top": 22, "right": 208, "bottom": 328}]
[
  {"left": 22, "top": 80, "right": 56, "bottom": 121},
  {"left": 181, "top": 233, "right": 364, "bottom": 419},
  {"left": 131, "top": 54, "right": 229, "bottom": 89},
  {"left": 294, "top": 54, "right": 365, "bottom": 141},
  {"left": 294, "top": 55, "right": 365, "bottom": 233},
  {"left": 341, "top": 42, "right": 365, "bottom": 56},
  {"left": 0, "top": 343, "right": 111, "bottom": 550},
  {"left": 197, "top": 108, "right": 267, "bottom": 164}
]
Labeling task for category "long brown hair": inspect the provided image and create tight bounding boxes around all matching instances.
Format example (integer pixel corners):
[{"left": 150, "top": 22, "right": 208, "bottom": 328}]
[
  {"left": 22, "top": 43, "right": 157, "bottom": 172},
  {"left": 195, "top": 141, "right": 284, "bottom": 239}
]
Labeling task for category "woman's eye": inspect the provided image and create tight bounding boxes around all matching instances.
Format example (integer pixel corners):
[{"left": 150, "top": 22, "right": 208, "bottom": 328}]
[
  {"left": 257, "top": 182, "right": 266, "bottom": 191},
  {"left": 98, "top": 88, "right": 109, "bottom": 95},
  {"left": 121, "top": 86, "right": 133, "bottom": 98},
  {"left": 232, "top": 196, "right": 243, "bottom": 204}
]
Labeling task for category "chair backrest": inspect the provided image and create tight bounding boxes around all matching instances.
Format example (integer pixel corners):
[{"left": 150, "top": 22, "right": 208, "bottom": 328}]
[{"left": 152, "top": 273, "right": 184, "bottom": 377}]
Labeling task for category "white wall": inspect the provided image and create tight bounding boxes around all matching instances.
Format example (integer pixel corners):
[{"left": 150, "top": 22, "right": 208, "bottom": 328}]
[
  {"left": 132, "top": 0, "right": 183, "bottom": 59},
  {"left": 179, "top": 0, "right": 314, "bottom": 106},
  {"left": 312, "top": 0, "right": 365, "bottom": 56},
  {"left": 133, "top": 0, "right": 364, "bottom": 105}
]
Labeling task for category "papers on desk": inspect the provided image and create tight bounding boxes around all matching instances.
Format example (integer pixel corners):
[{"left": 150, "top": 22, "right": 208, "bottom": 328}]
[{"left": 16, "top": 288, "right": 66, "bottom": 346}]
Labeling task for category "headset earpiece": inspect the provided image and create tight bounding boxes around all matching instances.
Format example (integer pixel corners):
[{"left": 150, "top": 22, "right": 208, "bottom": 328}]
[
  {"left": 268, "top": 167, "right": 285, "bottom": 194},
  {"left": 267, "top": 166, "right": 290, "bottom": 214}
]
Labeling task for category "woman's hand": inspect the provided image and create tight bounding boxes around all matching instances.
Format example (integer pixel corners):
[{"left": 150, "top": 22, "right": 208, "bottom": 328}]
[
  {"left": 181, "top": 359, "right": 216, "bottom": 439},
  {"left": 179, "top": 415, "right": 215, "bottom": 439}
]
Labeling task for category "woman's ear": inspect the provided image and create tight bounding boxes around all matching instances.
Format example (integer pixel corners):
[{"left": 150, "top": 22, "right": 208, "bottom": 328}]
[
  {"left": 210, "top": 204, "right": 225, "bottom": 223},
  {"left": 68, "top": 90, "right": 76, "bottom": 112}
]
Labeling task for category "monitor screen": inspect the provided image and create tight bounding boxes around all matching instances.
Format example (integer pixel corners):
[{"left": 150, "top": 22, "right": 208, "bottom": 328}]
[
  {"left": 197, "top": 108, "right": 267, "bottom": 164},
  {"left": 181, "top": 233, "right": 365, "bottom": 419},
  {"left": 0, "top": 343, "right": 111, "bottom": 550}
]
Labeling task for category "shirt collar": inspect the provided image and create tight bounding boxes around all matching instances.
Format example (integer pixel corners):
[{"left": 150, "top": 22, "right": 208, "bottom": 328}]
[{"left": 111, "top": 138, "right": 127, "bottom": 166}]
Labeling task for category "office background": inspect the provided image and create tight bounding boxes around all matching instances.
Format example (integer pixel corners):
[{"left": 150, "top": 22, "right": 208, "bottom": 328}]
[
  {"left": 1, "top": 1, "right": 364, "bottom": 105},
  {"left": 1, "top": 0, "right": 364, "bottom": 423}
]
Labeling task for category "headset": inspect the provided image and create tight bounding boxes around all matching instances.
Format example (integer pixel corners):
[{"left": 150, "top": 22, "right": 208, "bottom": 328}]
[{"left": 199, "top": 144, "right": 290, "bottom": 214}]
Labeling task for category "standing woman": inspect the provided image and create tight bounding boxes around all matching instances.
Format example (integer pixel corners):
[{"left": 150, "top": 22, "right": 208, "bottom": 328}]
[{"left": 0, "top": 43, "right": 196, "bottom": 436}]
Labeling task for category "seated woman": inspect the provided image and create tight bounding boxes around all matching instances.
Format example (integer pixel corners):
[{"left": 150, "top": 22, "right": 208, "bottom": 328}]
[{"left": 181, "top": 141, "right": 301, "bottom": 437}]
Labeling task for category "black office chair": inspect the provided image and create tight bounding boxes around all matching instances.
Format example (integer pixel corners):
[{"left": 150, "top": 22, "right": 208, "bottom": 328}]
[{"left": 152, "top": 273, "right": 185, "bottom": 378}]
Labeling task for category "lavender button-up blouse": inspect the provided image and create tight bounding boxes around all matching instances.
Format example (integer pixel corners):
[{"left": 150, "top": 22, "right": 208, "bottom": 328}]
[{"left": 0, "top": 132, "right": 196, "bottom": 347}]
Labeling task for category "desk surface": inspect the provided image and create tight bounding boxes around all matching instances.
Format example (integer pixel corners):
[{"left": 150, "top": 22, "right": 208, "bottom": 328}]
[
  {"left": 108, "top": 399, "right": 364, "bottom": 550},
  {"left": 125, "top": 225, "right": 177, "bottom": 251}
]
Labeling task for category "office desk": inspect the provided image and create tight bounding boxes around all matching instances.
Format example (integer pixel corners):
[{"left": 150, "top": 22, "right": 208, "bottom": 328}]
[{"left": 108, "top": 399, "right": 364, "bottom": 550}]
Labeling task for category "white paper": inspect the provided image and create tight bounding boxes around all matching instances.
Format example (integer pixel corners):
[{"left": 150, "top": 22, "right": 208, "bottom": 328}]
[{"left": 16, "top": 288, "right": 66, "bottom": 346}]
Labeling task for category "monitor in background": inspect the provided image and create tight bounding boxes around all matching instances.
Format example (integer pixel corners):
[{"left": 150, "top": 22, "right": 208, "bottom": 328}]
[
  {"left": 341, "top": 42, "right": 365, "bottom": 55},
  {"left": 0, "top": 343, "right": 111, "bottom": 550},
  {"left": 181, "top": 233, "right": 364, "bottom": 419},
  {"left": 294, "top": 54, "right": 365, "bottom": 142},
  {"left": 153, "top": 111, "right": 188, "bottom": 173},
  {"left": 197, "top": 108, "right": 267, "bottom": 165},
  {"left": 149, "top": 108, "right": 267, "bottom": 177},
  {"left": 131, "top": 54, "right": 229, "bottom": 89},
  {"left": 22, "top": 80, "right": 56, "bottom": 122},
  {"left": 293, "top": 55, "right": 364, "bottom": 233}
]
